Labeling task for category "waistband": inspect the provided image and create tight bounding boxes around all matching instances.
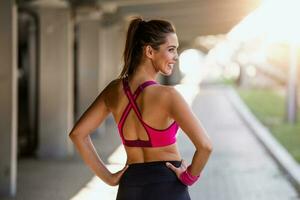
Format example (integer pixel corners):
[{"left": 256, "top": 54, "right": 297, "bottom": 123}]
[
  {"left": 127, "top": 160, "right": 182, "bottom": 168},
  {"left": 120, "top": 160, "right": 183, "bottom": 186}
]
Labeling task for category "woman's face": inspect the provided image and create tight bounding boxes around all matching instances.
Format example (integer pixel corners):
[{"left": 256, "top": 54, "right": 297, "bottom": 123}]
[{"left": 151, "top": 33, "right": 179, "bottom": 76}]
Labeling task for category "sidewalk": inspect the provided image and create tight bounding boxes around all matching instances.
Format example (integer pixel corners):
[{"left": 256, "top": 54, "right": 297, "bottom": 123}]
[
  {"left": 4, "top": 84, "right": 300, "bottom": 200},
  {"left": 2, "top": 116, "right": 122, "bottom": 200},
  {"left": 186, "top": 84, "right": 299, "bottom": 200}
]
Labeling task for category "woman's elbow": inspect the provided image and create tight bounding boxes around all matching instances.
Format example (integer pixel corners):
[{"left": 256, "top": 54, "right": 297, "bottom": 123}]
[
  {"left": 69, "top": 130, "right": 89, "bottom": 142},
  {"left": 197, "top": 142, "right": 213, "bottom": 152},
  {"left": 69, "top": 131, "right": 80, "bottom": 141},
  {"left": 205, "top": 143, "right": 213, "bottom": 152}
]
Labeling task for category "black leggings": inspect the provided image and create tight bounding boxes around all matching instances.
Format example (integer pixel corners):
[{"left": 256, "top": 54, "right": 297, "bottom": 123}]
[{"left": 116, "top": 160, "right": 191, "bottom": 200}]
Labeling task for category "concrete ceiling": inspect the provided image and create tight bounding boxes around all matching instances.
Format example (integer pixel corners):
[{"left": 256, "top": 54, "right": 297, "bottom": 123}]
[
  {"left": 117, "top": 0, "right": 262, "bottom": 44},
  {"left": 79, "top": 0, "right": 262, "bottom": 45},
  {"left": 20, "top": 0, "right": 262, "bottom": 44}
]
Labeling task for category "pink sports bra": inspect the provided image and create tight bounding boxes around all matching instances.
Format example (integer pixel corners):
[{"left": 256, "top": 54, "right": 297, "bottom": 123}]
[{"left": 117, "top": 77, "right": 179, "bottom": 147}]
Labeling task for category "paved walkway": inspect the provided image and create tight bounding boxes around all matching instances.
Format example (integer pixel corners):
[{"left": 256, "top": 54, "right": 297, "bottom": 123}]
[
  {"left": 185, "top": 85, "right": 299, "bottom": 200},
  {"left": 3, "top": 84, "right": 300, "bottom": 200}
]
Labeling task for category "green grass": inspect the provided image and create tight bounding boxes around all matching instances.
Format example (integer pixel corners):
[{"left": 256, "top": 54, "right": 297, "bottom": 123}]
[{"left": 236, "top": 87, "right": 300, "bottom": 163}]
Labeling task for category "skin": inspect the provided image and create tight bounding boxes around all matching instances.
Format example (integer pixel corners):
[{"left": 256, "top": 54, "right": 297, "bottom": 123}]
[{"left": 69, "top": 33, "right": 213, "bottom": 186}]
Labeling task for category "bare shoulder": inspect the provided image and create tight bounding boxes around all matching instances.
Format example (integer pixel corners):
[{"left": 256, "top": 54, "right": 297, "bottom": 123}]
[
  {"left": 150, "top": 84, "right": 174, "bottom": 99},
  {"left": 152, "top": 84, "right": 185, "bottom": 111},
  {"left": 161, "top": 85, "right": 184, "bottom": 102},
  {"left": 160, "top": 85, "right": 190, "bottom": 116},
  {"left": 101, "top": 78, "right": 122, "bottom": 98},
  {"left": 102, "top": 78, "right": 123, "bottom": 109},
  {"left": 103, "top": 78, "right": 121, "bottom": 92},
  {"left": 151, "top": 83, "right": 173, "bottom": 93}
]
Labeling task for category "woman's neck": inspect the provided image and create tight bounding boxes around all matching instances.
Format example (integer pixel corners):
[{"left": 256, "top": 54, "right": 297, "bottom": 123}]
[{"left": 129, "top": 62, "right": 158, "bottom": 84}]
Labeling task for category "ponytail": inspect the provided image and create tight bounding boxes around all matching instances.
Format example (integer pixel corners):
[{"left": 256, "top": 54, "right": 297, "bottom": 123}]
[{"left": 119, "top": 17, "right": 144, "bottom": 78}]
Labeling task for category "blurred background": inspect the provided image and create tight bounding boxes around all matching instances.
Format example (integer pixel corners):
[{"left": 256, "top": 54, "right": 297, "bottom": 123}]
[{"left": 1, "top": 0, "right": 300, "bottom": 199}]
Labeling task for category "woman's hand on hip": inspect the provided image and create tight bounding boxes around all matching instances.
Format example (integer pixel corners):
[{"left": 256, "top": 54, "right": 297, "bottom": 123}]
[
  {"left": 107, "top": 165, "right": 129, "bottom": 186},
  {"left": 165, "top": 159, "right": 188, "bottom": 178}
]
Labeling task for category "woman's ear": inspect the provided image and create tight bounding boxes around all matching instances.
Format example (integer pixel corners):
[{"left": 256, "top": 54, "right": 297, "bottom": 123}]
[{"left": 145, "top": 45, "right": 154, "bottom": 59}]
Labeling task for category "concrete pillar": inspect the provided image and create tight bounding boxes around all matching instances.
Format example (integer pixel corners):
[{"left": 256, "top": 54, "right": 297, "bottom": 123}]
[
  {"left": 30, "top": 1, "right": 74, "bottom": 158},
  {"left": 0, "top": 0, "right": 18, "bottom": 196},
  {"left": 99, "top": 22, "right": 124, "bottom": 89},
  {"left": 76, "top": 19, "right": 101, "bottom": 119},
  {"left": 75, "top": 13, "right": 108, "bottom": 138}
]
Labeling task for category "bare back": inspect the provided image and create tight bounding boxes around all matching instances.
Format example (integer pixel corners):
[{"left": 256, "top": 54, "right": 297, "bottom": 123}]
[{"left": 104, "top": 78, "right": 182, "bottom": 164}]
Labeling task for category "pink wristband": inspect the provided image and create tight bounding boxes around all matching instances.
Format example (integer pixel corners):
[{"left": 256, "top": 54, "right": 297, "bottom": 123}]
[{"left": 179, "top": 165, "right": 200, "bottom": 186}]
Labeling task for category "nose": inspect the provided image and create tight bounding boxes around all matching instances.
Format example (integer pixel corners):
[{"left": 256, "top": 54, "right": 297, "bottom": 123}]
[{"left": 174, "top": 53, "right": 179, "bottom": 61}]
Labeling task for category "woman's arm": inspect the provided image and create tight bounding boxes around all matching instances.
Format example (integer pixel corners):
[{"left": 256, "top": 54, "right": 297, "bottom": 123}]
[
  {"left": 166, "top": 86, "right": 213, "bottom": 177},
  {"left": 69, "top": 82, "right": 127, "bottom": 186}
]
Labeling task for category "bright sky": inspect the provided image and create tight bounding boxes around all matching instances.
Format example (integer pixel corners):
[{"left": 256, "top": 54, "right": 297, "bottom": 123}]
[{"left": 228, "top": 0, "right": 300, "bottom": 44}]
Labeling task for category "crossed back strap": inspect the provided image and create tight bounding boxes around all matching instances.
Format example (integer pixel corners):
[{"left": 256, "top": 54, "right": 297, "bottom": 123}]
[{"left": 122, "top": 77, "right": 157, "bottom": 125}]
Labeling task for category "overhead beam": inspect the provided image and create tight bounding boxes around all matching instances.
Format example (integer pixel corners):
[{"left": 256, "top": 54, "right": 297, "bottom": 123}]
[{"left": 119, "top": 0, "right": 262, "bottom": 42}]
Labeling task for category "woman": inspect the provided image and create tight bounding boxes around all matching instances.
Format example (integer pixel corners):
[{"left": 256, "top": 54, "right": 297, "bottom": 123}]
[{"left": 69, "top": 17, "right": 213, "bottom": 200}]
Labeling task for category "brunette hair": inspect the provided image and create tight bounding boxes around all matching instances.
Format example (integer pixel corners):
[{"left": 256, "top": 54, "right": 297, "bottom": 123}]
[{"left": 119, "top": 17, "right": 175, "bottom": 78}]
